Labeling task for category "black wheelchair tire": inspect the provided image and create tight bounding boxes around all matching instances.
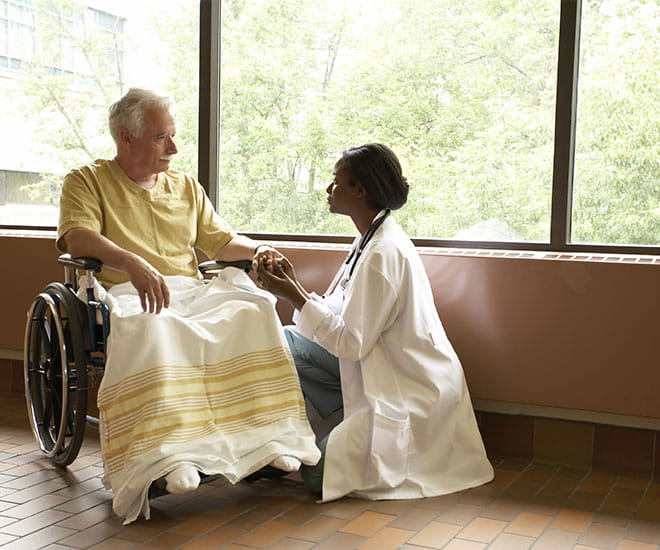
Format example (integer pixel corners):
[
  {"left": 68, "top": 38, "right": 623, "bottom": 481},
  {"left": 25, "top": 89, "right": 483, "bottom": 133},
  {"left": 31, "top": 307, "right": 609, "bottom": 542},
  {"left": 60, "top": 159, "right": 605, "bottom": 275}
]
[{"left": 24, "top": 283, "right": 89, "bottom": 467}]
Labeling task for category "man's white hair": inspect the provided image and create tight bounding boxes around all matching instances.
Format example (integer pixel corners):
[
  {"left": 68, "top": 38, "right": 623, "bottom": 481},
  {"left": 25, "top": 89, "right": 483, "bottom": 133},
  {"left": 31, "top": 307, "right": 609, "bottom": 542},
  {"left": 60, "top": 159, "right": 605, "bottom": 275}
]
[{"left": 108, "top": 88, "right": 172, "bottom": 144}]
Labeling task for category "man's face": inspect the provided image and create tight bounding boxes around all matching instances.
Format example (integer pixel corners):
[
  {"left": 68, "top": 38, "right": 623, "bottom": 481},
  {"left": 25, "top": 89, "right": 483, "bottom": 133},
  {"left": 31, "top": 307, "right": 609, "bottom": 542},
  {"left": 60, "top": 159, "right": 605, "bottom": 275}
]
[{"left": 129, "top": 108, "right": 178, "bottom": 174}]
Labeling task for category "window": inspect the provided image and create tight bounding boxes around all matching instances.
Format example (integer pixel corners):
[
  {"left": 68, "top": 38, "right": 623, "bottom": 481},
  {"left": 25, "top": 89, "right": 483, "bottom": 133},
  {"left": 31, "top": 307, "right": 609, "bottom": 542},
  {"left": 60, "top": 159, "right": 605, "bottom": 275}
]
[
  {"left": 0, "top": 0, "right": 198, "bottom": 228},
  {"left": 2, "top": 0, "right": 34, "bottom": 70},
  {"left": 572, "top": 0, "right": 659, "bottom": 246},
  {"left": 217, "top": 0, "right": 560, "bottom": 241},
  {"left": 2, "top": 0, "right": 658, "bottom": 255},
  {"left": 210, "top": 0, "right": 658, "bottom": 252}
]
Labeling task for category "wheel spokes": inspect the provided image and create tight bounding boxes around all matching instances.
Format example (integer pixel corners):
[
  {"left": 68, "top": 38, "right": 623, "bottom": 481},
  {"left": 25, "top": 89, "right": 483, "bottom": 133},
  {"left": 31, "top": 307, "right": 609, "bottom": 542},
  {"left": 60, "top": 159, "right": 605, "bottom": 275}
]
[{"left": 25, "top": 286, "right": 89, "bottom": 465}]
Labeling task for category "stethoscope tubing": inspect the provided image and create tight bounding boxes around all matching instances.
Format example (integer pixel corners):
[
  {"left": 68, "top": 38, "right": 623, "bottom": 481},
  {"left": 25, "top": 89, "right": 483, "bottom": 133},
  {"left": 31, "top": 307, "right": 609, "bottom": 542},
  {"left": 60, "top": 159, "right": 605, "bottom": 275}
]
[{"left": 336, "top": 209, "right": 391, "bottom": 292}]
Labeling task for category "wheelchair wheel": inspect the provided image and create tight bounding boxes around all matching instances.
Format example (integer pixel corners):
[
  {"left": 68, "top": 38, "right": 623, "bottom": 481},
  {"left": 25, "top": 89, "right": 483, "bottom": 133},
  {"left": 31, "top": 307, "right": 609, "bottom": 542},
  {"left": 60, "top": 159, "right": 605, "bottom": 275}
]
[{"left": 24, "top": 283, "right": 89, "bottom": 467}]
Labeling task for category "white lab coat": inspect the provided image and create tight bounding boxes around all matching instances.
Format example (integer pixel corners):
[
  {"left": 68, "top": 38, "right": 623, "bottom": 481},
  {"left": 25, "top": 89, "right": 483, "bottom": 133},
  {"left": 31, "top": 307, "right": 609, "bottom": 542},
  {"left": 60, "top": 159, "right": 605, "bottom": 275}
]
[{"left": 294, "top": 215, "right": 494, "bottom": 502}]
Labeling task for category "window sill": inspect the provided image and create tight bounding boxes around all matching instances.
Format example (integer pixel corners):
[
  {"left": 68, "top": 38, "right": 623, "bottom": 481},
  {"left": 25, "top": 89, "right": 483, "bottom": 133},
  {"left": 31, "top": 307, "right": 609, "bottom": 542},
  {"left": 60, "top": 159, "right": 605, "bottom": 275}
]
[
  {"left": 2, "top": 230, "right": 658, "bottom": 264},
  {"left": 418, "top": 247, "right": 660, "bottom": 265},
  {"left": 0, "top": 228, "right": 57, "bottom": 239},
  {"left": 273, "top": 240, "right": 660, "bottom": 265}
]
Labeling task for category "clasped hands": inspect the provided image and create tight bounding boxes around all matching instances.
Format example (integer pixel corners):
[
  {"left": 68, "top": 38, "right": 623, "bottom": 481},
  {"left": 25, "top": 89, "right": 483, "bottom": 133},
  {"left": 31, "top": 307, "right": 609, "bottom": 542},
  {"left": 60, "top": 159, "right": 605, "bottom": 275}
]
[{"left": 255, "top": 253, "right": 309, "bottom": 311}]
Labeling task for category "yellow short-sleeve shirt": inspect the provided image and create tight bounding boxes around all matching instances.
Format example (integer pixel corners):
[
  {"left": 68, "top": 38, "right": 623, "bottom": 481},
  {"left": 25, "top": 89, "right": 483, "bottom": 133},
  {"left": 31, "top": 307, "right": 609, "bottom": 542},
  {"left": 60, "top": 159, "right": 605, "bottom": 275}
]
[{"left": 57, "top": 159, "right": 235, "bottom": 288}]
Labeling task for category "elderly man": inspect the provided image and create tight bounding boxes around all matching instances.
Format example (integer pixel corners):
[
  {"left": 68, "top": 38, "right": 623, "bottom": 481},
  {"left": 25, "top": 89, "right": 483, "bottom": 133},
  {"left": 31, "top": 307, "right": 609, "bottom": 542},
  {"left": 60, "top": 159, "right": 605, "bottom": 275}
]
[
  {"left": 57, "top": 88, "right": 319, "bottom": 524},
  {"left": 59, "top": 87, "right": 267, "bottom": 312}
]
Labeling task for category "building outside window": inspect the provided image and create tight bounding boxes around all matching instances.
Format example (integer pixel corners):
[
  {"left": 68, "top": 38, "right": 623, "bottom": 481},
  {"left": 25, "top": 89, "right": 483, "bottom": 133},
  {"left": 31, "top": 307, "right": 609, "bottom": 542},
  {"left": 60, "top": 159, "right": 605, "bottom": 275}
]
[{"left": 0, "top": 0, "right": 198, "bottom": 227}]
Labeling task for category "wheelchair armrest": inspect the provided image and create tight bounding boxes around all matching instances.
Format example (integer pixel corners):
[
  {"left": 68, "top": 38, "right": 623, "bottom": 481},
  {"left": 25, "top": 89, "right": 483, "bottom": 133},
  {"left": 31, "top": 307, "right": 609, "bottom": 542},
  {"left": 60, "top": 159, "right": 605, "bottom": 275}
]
[
  {"left": 199, "top": 259, "right": 253, "bottom": 275},
  {"left": 58, "top": 253, "right": 103, "bottom": 273}
]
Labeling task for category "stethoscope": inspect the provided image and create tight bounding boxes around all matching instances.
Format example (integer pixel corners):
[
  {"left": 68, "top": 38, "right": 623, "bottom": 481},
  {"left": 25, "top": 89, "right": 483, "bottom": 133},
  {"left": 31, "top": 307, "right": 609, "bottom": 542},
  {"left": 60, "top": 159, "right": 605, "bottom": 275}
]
[{"left": 335, "top": 209, "right": 391, "bottom": 291}]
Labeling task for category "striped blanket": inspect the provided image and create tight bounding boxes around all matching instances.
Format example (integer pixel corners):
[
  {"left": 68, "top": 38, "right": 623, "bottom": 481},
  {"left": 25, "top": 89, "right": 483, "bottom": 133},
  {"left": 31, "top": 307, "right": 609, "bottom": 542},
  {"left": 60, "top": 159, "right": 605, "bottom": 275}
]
[{"left": 90, "top": 269, "right": 320, "bottom": 524}]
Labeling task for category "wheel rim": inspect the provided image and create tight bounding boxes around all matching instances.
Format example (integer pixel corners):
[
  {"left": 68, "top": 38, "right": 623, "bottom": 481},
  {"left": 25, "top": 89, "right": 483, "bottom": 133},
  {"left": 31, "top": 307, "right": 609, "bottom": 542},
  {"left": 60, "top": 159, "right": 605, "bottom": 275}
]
[{"left": 24, "top": 293, "right": 70, "bottom": 457}]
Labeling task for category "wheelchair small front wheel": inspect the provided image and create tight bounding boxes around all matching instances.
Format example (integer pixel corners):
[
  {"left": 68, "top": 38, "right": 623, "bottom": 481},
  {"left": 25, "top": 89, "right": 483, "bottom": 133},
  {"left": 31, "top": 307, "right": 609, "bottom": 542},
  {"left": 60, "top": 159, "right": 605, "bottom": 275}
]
[{"left": 24, "top": 283, "right": 89, "bottom": 467}]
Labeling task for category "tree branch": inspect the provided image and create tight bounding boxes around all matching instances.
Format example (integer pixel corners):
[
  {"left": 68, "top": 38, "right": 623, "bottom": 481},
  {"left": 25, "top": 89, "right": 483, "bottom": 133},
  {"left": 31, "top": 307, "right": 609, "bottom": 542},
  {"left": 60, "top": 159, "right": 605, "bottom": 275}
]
[{"left": 46, "top": 86, "right": 96, "bottom": 159}]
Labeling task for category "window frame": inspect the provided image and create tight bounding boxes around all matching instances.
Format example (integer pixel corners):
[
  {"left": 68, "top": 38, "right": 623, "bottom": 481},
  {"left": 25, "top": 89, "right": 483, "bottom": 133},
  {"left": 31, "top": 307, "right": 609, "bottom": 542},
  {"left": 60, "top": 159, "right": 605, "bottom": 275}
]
[
  {"left": 201, "top": 0, "right": 658, "bottom": 254},
  {"left": 4, "top": 0, "right": 659, "bottom": 256}
]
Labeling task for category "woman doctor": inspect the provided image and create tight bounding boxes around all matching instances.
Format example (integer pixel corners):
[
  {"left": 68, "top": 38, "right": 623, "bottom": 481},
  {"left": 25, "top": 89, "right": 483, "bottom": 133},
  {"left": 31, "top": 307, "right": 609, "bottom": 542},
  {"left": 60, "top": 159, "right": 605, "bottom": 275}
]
[{"left": 257, "top": 143, "right": 493, "bottom": 501}]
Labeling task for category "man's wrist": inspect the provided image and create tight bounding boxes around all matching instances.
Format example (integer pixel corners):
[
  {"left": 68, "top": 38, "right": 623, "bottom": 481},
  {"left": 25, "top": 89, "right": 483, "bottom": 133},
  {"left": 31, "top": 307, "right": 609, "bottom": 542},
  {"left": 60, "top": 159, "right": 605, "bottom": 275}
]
[{"left": 253, "top": 243, "right": 273, "bottom": 254}]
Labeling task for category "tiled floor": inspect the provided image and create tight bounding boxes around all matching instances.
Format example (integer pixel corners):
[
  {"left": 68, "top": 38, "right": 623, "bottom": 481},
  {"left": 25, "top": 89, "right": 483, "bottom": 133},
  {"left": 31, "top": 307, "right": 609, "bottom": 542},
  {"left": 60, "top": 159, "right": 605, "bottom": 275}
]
[{"left": 1, "top": 395, "right": 659, "bottom": 550}]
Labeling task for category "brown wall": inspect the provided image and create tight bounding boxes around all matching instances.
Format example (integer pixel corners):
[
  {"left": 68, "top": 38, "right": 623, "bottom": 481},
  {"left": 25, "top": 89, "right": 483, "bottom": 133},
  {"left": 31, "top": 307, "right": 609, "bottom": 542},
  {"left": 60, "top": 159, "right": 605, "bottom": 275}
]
[
  {"left": 2, "top": 233, "right": 63, "bottom": 351},
  {"left": 2, "top": 235, "right": 658, "bottom": 420}
]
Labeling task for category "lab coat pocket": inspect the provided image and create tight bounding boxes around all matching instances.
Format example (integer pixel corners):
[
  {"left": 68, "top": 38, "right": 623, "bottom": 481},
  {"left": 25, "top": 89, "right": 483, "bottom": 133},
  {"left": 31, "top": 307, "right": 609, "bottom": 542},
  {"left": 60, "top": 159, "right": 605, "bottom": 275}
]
[{"left": 365, "top": 401, "right": 410, "bottom": 488}]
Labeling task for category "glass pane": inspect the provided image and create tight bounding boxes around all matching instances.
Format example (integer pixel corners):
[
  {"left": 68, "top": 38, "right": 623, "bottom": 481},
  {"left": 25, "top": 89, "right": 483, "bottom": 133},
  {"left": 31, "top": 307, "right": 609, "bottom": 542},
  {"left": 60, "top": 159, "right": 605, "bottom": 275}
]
[
  {"left": 572, "top": 0, "right": 660, "bottom": 246},
  {"left": 219, "top": 0, "right": 559, "bottom": 240},
  {"left": 0, "top": 0, "right": 199, "bottom": 227}
]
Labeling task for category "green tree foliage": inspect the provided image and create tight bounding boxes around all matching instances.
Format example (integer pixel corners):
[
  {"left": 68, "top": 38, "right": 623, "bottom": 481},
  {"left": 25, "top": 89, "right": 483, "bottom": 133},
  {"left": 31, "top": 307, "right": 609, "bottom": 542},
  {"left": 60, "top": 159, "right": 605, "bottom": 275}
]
[
  {"left": 218, "top": 0, "right": 657, "bottom": 245},
  {"left": 16, "top": 0, "right": 658, "bottom": 246},
  {"left": 15, "top": 0, "right": 124, "bottom": 202},
  {"left": 572, "top": 0, "right": 660, "bottom": 245},
  {"left": 150, "top": 2, "right": 200, "bottom": 178},
  {"left": 218, "top": 0, "right": 560, "bottom": 239},
  {"left": 15, "top": 0, "right": 197, "bottom": 202}
]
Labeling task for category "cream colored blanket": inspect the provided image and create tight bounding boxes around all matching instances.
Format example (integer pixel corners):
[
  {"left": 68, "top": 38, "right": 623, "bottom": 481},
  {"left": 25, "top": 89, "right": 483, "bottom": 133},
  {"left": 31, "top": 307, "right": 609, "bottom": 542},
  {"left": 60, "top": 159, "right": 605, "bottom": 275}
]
[{"left": 88, "top": 269, "right": 320, "bottom": 524}]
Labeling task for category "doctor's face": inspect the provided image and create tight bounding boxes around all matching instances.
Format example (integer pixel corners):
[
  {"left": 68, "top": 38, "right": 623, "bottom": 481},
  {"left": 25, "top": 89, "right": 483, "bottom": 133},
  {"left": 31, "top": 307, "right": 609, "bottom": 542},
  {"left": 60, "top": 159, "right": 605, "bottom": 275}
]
[{"left": 326, "top": 161, "right": 360, "bottom": 216}]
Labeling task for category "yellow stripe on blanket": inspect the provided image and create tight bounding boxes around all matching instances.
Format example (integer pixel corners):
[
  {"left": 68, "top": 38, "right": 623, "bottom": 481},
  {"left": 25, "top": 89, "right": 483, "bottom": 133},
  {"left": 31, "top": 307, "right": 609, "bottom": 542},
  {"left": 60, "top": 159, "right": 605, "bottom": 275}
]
[
  {"left": 98, "top": 347, "right": 291, "bottom": 404},
  {"left": 98, "top": 346, "right": 306, "bottom": 476}
]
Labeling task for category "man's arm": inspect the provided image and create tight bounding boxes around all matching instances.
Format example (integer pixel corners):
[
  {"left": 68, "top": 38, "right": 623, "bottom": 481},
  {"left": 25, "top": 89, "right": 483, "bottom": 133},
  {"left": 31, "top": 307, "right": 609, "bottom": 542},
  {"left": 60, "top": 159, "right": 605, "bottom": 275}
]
[
  {"left": 63, "top": 227, "right": 170, "bottom": 314},
  {"left": 213, "top": 234, "right": 258, "bottom": 261},
  {"left": 215, "top": 234, "right": 282, "bottom": 272}
]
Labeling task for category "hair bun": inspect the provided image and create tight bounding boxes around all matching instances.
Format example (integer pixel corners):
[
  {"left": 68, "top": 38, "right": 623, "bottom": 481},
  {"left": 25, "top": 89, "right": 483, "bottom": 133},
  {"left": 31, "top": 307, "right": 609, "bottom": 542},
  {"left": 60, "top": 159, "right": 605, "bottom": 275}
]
[{"left": 341, "top": 143, "right": 409, "bottom": 210}]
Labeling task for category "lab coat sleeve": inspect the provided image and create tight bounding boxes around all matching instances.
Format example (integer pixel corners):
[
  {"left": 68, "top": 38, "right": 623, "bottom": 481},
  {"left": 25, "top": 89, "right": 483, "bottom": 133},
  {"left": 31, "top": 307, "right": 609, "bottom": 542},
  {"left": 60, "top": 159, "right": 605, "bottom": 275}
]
[{"left": 295, "top": 255, "right": 400, "bottom": 361}]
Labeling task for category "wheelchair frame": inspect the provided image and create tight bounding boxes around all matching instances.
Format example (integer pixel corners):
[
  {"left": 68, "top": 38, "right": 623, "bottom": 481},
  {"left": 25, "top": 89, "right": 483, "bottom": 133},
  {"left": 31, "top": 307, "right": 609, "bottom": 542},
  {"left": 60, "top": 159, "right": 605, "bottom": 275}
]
[{"left": 23, "top": 254, "right": 252, "bottom": 468}]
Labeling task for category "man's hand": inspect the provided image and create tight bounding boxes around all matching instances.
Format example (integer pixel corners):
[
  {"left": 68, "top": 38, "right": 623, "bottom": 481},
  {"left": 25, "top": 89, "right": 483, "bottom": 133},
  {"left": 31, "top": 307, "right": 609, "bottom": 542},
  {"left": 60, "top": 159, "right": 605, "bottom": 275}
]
[
  {"left": 63, "top": 227, "right": 170, "bottom": 314},
  {"left": 252, "top": 244, "right": 284, "bottom": 273},
  {"left": 257, "top": 256, "right": 308, "bottom": 310},
  {"left": 126, "top": 257, "right": 170, "bottom": 314}
]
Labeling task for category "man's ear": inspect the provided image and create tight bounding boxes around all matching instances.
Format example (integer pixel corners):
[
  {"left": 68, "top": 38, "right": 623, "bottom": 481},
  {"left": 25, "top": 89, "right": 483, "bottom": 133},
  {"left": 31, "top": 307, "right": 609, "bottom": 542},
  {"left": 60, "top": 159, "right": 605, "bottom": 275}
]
[{"left": 119, "top": 129, "right": 131, "bottom": 145}]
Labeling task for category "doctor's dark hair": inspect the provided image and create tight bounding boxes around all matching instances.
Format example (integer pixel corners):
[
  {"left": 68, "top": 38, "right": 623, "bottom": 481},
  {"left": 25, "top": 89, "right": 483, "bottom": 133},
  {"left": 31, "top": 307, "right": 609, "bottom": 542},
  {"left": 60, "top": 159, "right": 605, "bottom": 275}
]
[{"left": 339, "top": 143, "right": 409, "bottom": 210}]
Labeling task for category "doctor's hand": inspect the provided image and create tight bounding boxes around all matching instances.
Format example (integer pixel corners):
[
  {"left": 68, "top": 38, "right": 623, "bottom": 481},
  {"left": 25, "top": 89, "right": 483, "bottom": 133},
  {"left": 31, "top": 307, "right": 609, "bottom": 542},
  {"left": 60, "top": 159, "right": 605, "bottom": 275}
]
[
  {"left": 257, "top": 257, "right": 309, "bottom": 310},
  {"left": 126, "top": 256, "right": 170, "bottom": 314},
  {"left": 252, "top": 244, "right": 284, "bottom": 273}
]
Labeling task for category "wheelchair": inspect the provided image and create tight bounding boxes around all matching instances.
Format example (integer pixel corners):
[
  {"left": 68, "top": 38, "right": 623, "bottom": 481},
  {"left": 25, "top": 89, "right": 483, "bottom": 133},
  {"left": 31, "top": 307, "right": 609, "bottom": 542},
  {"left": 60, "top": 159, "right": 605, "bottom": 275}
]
[{"left": 23, "top": 254, "right": 252, "bottom": 470}]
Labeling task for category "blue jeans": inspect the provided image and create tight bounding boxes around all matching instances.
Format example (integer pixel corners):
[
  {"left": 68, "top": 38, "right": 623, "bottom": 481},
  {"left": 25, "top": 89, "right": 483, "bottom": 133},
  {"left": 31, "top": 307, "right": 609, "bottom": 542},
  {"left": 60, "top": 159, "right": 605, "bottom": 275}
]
[
  {"left": 284, "top": 326, "right": 342, "bottom": 494},
  {"left": 283, "top": 326, "right": 342, "bottom": 418}
]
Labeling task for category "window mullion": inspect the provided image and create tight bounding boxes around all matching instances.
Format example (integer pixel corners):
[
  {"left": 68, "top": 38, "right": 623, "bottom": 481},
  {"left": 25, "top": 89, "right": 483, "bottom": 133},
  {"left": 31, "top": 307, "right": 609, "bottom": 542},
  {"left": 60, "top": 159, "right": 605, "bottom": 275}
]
[
  {"left": 550, "top": 0, "right": 582, "bottom": 250},
  {"left": 198, "top": 0, "right": 220, "bottom": 202}
]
